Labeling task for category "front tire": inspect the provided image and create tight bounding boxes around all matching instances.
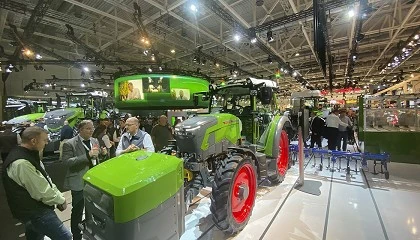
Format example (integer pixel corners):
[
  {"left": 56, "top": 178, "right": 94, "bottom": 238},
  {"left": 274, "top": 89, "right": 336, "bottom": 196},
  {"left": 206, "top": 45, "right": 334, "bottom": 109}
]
[{"left": 210, "top": 153, "right": 257, "bottom": 234}]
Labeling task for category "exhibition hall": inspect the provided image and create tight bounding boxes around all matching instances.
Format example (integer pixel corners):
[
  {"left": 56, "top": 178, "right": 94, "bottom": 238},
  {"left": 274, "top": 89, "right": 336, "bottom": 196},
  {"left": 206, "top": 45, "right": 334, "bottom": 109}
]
[{"left": 0, "top": 0, "right": 420, "bottom": 239}]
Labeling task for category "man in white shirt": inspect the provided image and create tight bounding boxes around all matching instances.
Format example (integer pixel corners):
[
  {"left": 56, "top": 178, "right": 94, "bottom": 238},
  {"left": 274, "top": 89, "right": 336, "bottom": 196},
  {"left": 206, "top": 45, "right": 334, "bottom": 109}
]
[
  {"left": 337, "top": 110, "right": 353, "bottom": 151},
  {"left": 116, "top": 117, "right": 155, "bottom": 155},
  {"left": 325, "top": 109, "right": 348, "bottom": 150}
]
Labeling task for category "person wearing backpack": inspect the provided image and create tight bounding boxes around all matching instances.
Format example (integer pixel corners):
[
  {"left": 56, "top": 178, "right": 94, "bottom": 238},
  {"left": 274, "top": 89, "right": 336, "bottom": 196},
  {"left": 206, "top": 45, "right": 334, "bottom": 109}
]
[{"left": 116, "top": 117, "right": 154, "bottom": 155}]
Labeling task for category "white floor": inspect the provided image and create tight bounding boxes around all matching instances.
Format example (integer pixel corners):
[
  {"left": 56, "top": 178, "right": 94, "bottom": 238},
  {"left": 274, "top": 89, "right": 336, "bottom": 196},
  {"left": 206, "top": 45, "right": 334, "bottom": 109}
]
[{"left": 32, "top": 149, "right": 420, "bottom": 240}]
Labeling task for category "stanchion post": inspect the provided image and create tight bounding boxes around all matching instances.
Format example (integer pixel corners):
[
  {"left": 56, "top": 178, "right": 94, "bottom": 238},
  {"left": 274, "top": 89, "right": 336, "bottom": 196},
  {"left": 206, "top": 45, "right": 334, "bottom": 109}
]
[{"left": 297, "top": 126, "right": 304, "bottom": 186}]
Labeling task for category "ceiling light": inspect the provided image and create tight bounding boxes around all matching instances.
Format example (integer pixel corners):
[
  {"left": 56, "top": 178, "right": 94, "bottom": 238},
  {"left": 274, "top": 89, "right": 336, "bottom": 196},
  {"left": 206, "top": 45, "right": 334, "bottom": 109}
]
[
  {"left": 348, "top": 9, "right": 355, "bottom": 18},
  {"left": 81, "top": 83, "right": 85, "bottom": 87},
  {"left": 143, "top": 50, "right": 149, "bottom": 56},
  {"left": 267, "top": 30, "right": 274, "bottom": 42},
  {"left": 267, "top": 55, "right": 273, "bottom": 64},
  {"left": 44, "top": 92, "right": 48, "bottom": 96},
  {"left": 295, "top": 52, "right": 300, "bottom": 56},
  {"left": 151, "top": 56, "right": 155, "bottom": 61},
  {"left": 215, "top": 63, "right": 220, "bottom": 67},
  {"left": 414, "top": 34, "right": 419, "bottom": 40},
  {"left": 106, "top": 84, "right": 110, "bottom": 87},
  {"left": 234, "top": 34, "right": 241, "bottom": 41},
  {"left": 35, "top": 54, "right": 42, "bottom": 59},
  {"left": 83, "top": 67, "right": 89, "bottom": 72},
  {"left": 251, "top": 38, "right": 257, "bottom": 43},
  {"left": 292, "top": 71, "right": 298, "bottom": 77},
  {"left": 45, "top": 84, "right": 50, "bottom": 87},
  {"left": 170, "top": 49, "right": 176, "bottom": 54},
  {"left": 23, "top": 49, "right": 33, "bottom": 56},
  {"left": 148, "top": 67, "right": 152, "bottom": 72},
  {"left": 190, "top": 4, "right": 198, "bottom": 12}
]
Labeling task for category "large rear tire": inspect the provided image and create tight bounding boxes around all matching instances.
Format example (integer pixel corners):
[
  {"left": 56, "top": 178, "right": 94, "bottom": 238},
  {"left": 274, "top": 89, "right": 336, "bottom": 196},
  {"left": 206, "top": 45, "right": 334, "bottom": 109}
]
[
  {"left": 268, "top": 130, "right": 290, "bottom": 184},
  {"left": 210, "top": 153, "right": 257, "bottom": 234}
]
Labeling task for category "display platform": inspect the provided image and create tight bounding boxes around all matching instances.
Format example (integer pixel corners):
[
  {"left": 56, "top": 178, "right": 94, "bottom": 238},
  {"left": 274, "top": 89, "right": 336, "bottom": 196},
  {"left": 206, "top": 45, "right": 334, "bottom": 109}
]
[{"left": 3, "top": 144, "right": 420, "bottom": 240}]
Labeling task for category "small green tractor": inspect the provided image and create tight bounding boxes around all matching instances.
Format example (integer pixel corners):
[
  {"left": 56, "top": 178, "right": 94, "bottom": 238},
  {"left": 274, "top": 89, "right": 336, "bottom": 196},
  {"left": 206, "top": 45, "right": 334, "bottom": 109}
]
[{"left": 81, "top": 78, "right": 293, "bottom": 239}]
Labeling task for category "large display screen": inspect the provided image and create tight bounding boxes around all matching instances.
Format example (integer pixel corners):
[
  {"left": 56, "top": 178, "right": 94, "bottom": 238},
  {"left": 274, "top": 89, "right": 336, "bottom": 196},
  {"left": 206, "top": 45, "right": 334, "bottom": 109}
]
[{"left": 114, "top": 74, "right": 209, "bottom": 109}]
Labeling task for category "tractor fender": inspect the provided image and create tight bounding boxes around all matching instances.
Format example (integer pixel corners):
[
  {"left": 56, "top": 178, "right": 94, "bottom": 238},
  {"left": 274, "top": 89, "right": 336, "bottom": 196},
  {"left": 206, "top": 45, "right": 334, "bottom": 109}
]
[
  {"left": 227, "top": 147, "right": 261, "bottom": 178},
  {"left": 271, "top": 116, "right": 292, "bottom": 159}
]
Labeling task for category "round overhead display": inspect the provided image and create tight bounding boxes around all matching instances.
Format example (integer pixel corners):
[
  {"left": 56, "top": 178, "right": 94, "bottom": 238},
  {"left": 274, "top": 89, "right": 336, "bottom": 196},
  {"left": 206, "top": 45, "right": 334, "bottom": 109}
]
[{"left": 114, "top": 74, "right": 210, "bottom": 110}]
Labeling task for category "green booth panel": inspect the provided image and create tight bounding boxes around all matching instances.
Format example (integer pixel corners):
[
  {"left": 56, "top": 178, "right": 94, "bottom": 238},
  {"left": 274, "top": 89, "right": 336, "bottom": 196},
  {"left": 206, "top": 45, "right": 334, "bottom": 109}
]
[{"left": 364, "top": 131, "right": 420, "bottom": 164}]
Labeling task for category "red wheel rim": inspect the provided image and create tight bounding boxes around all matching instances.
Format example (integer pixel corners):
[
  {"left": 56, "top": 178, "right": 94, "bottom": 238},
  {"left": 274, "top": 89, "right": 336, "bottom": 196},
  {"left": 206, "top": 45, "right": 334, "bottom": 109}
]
[
  {"left": 230, "top": 162, "right": 257, "bottom": 224},
  {"left": 276, "top": 130, "right": 289, "bottom": 176}
]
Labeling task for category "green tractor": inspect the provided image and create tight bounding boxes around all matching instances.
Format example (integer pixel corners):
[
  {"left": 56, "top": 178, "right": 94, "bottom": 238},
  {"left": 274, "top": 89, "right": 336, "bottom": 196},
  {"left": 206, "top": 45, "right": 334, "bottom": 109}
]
[
  {"left": 81, "top": 78, "right": 293, "bottom": 239},
  {"left": 169, "top": 77, "right": 293, "bottom": 233}
]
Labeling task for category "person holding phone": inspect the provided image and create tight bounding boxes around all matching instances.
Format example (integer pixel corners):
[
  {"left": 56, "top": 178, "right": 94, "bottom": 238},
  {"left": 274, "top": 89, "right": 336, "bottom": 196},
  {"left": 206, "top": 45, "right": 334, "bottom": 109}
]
[
  {"left": 62, "top": 120, "right": 107, "bottom": 240},
  {"left": 116, "top": 117, "right": 154, "bottom": 155}
]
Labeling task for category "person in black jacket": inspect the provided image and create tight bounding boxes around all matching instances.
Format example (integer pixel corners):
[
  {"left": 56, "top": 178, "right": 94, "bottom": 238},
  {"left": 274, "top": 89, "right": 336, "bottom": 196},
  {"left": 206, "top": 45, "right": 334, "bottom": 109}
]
[
  {"left": 0, "top": 124, "right": 21, "bottom": 161},
  {"left": 310, "top": 111, "right": 325, "bottom": 148},
  {"left": 2, "top": 127, "right": 71, "bottom": 240}
]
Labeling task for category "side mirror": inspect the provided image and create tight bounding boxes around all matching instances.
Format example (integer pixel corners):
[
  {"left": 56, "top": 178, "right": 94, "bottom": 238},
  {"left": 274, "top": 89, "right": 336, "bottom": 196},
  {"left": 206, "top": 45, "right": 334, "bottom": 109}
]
[{"left": 259, "top": 87, "right": 273, "bottom": 105}]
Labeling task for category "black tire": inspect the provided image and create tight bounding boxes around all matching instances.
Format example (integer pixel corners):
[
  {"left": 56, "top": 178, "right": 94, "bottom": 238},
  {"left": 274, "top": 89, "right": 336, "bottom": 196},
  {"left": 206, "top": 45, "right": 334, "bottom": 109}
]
[
  {"left": 210, "top": 153, "right": 257, "bottom": 235},
  {"left": 268, "top": 130, "right": 289, "bottom": 184}
]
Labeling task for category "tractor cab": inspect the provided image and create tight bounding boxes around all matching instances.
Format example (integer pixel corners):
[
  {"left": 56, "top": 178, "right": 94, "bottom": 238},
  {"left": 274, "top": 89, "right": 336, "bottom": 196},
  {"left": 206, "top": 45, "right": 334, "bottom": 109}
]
[
  {"left": 206, "top": 78, "right": 277, "bottom": 145},
  {"left": 67, "top": 91, "right": 108, "bottom": 119}
]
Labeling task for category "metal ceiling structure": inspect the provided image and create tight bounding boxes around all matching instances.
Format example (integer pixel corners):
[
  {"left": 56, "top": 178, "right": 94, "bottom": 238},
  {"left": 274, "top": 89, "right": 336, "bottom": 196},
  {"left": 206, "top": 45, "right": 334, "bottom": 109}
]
[{"left": 0, "top": 0, "right": 420, "bottom": 93}]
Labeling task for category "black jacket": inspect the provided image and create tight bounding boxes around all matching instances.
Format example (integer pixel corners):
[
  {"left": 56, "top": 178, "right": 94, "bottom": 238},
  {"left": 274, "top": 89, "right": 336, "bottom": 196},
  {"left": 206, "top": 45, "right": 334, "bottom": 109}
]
[
  {"left": 2, "top": 146, "right": 54, "bottom": 222},
  {"left": 310, "top": 116, "right": 325, "bottom": 135}
]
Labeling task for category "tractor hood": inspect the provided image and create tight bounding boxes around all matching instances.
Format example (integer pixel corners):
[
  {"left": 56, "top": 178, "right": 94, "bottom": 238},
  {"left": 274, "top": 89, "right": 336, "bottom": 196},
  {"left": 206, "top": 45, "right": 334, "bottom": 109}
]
[
  {"left": 45, "top": 108, "right": 81, "bottom": 132},
  {"left": 6, "top": 113, "right": 45, "bottom": 125},
  {"left": 174, "top": 114, "right": 241, "bottom": 159},
  {"left": 175, "top": 115, "right": 217, "bottom": 134}
]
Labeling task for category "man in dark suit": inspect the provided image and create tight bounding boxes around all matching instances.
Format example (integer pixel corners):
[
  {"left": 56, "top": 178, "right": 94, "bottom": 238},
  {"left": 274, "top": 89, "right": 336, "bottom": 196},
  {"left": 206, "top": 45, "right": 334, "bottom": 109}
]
[{"left": 62, "top": 120, "right": 106, "bottom": 240}]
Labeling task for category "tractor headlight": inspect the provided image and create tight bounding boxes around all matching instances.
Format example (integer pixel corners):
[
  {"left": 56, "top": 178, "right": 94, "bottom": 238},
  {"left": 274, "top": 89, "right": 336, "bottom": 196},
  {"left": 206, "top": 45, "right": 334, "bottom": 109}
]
[{"left": 185, "top": 126, "right": 200, "bottom": 132}]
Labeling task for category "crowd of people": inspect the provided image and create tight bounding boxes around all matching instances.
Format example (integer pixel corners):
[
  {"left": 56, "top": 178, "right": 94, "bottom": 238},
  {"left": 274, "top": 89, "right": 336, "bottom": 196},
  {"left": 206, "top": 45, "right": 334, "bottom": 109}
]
[
  {"left": 309, "top": 108, "right": 357, "bottom": 151},
  {"left": 0, "top": 114, "right": 183, "bottom": 240}
]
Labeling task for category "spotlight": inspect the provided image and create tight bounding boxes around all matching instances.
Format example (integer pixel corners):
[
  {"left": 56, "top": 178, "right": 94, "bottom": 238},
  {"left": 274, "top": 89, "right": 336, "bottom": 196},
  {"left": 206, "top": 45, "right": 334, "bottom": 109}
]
[
  {"left": 348, "top": 9, "right": 355, "bottom": 18},
  {"left": 267, "top": 55, "right": 273, "bottom": 64},
  {"left": 267, "top": 30, "right": 273, "bottom": 42},
  {"left": 295, "top": 52, "right": 300, "bottom": 56},
  {"left": 81, "top": 83, "right": 85, "bottom": 87},
  {"left": 414, "top": 34, "right": 419, "bottom": 40},
  {"left": 106, "top": 84, "right": 110, "bottom": 87},
  {"left": 215, "top": 63, "right": 220, "bottom": 67},
  {"left": 256, "top": 0, "right": 264, "bottom": 6},
  {"left": 190, "top": 4, "right": 198, "bottom": 12},
  {"left": 45, "top": 83, "right": 50, "bottom": 87},
  {"left": 83, "top": 67, "right": 89, "bottom": 72},
  {"left": 151, "top": 56, "right": 155, "bottom": 61},
  {"left": 234, "top": 34, "right": 241, "bottom": 41},
  {"left": 35, "top": 54, "right": 42, "bottom": 59},
  {"left": 148, "top": 67, "right": 152, "bottom": 72},
  {"left": 356, "top": 33, "right": 365, "bottom": 42},
  {"left": 170, "top": 49, "right": 176, "bottom": 54},
  {"left": 251, "top": 38, "right": 257, "bottom": 43},
  {"left": 23, "top": 49, "right": 33, "bottom": 56}
]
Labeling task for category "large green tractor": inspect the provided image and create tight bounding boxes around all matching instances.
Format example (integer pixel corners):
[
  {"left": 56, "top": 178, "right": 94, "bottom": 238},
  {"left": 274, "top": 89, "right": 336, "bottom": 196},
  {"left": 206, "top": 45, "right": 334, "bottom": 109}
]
[
  {"left": 81, "top": 78, "right": 292, "bottom": 239},
  {"left": 168, "top": 77, "right": 293, "bottom": 233}
]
